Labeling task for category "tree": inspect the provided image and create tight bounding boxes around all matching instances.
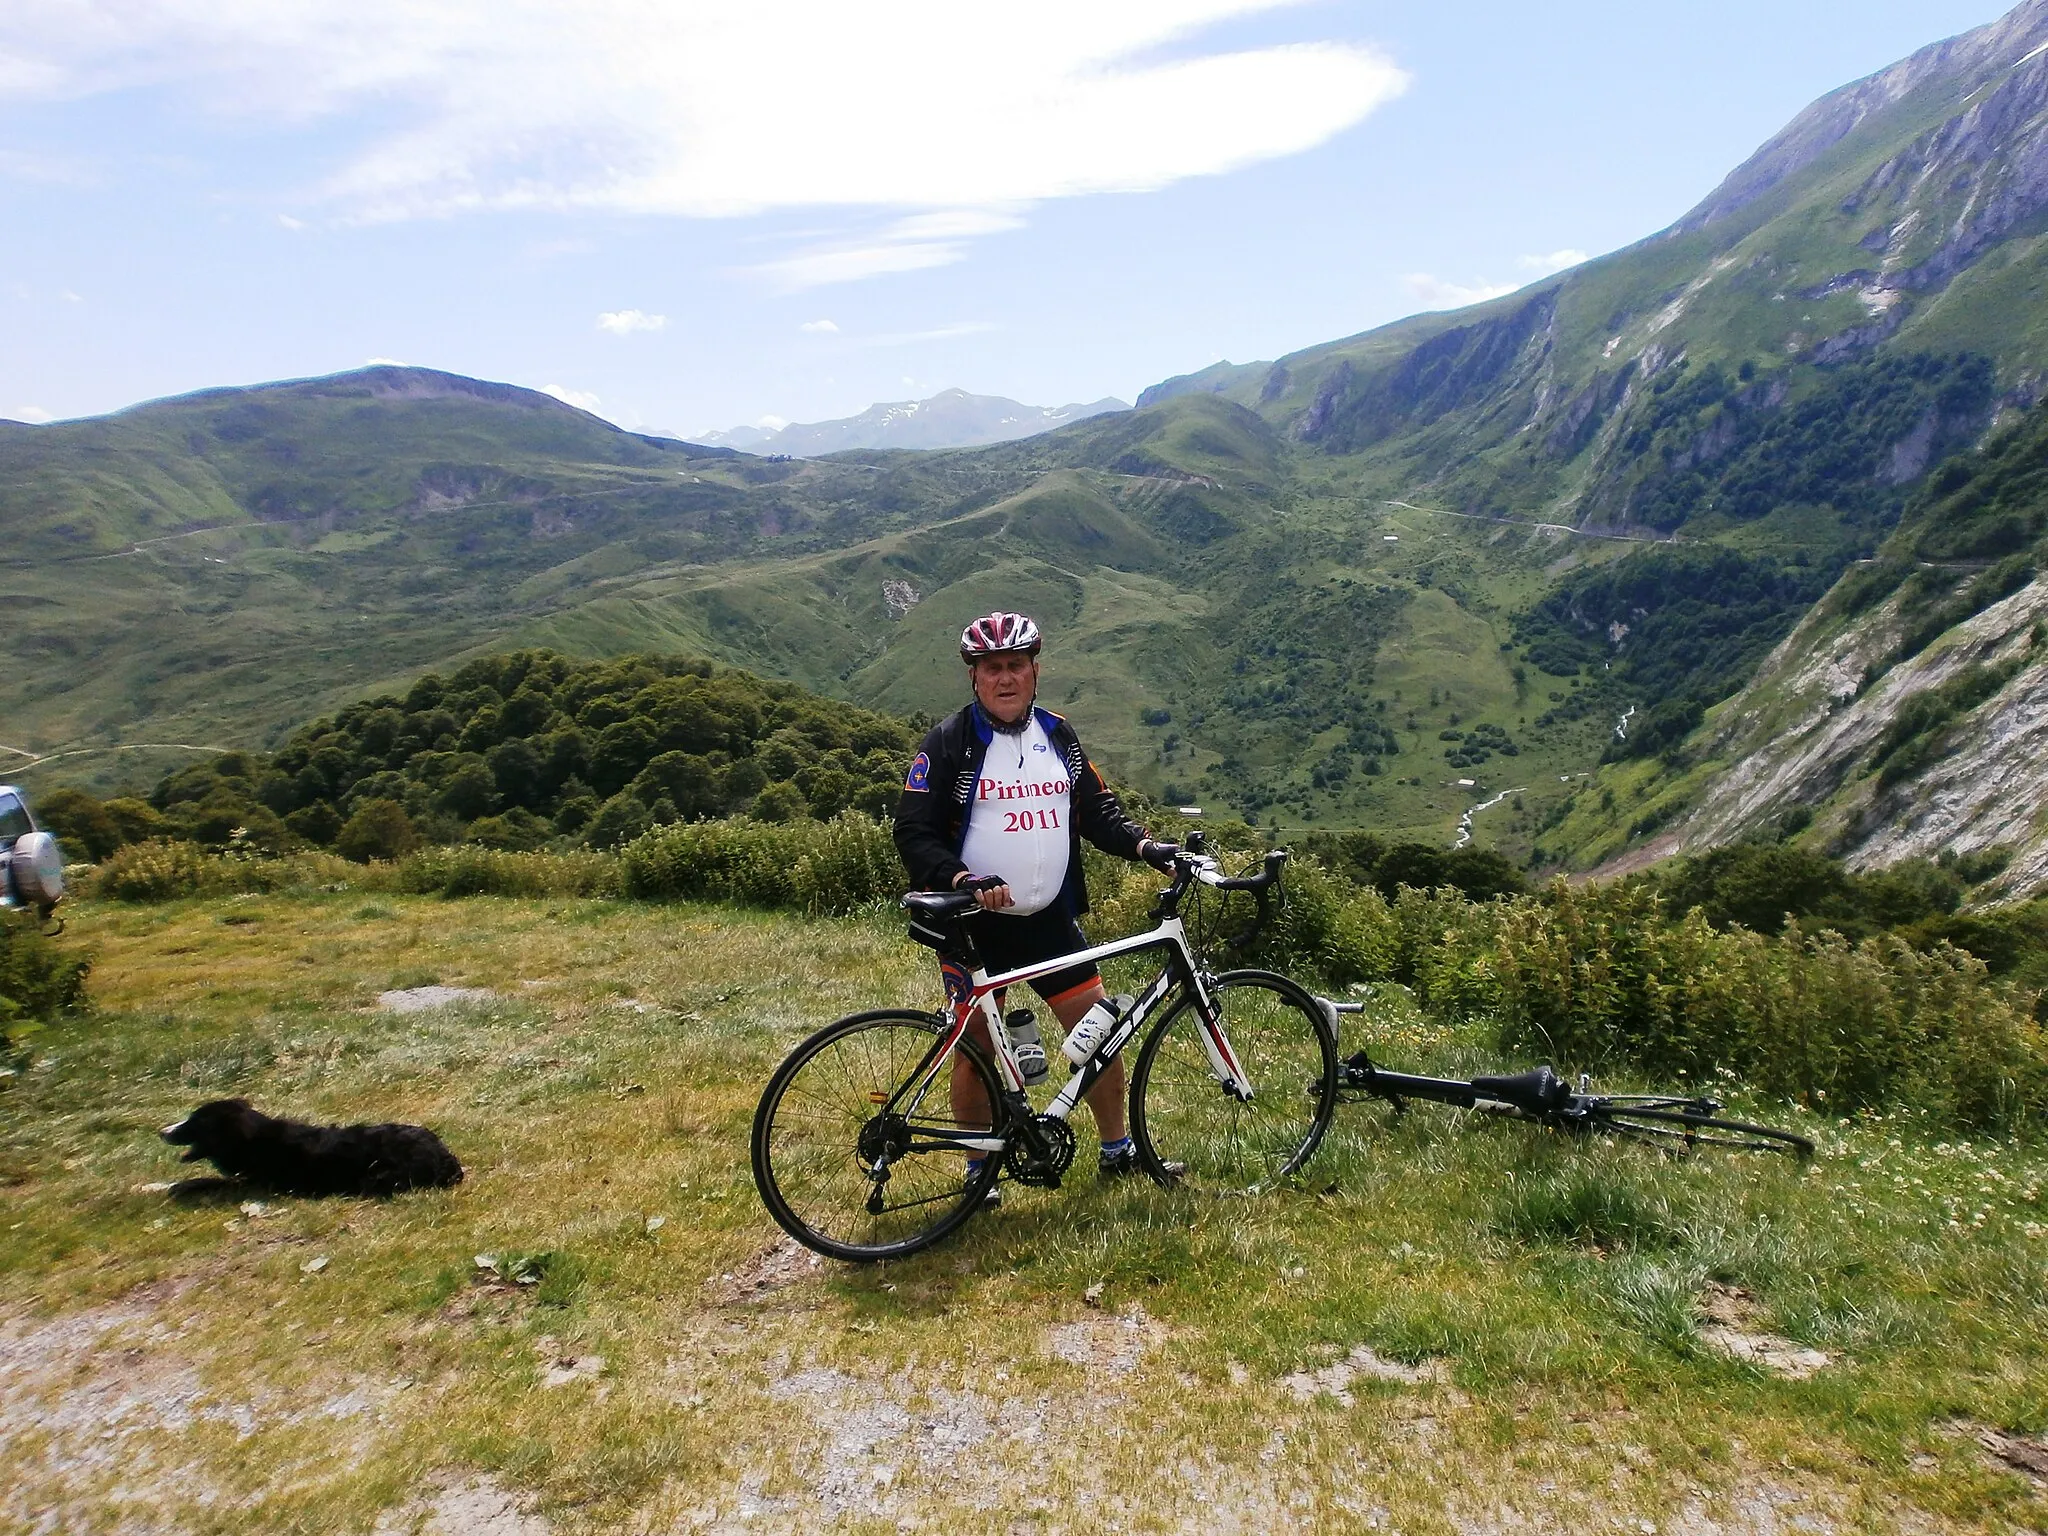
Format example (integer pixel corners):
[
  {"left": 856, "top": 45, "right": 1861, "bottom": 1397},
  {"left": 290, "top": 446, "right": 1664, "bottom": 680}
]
[
  {"left": 31, "top": 788, "right": 121, "bottom": 861},
  {"left": 285, "top": 801, "right": 344, "bottom": 846},
  {"left": 335, "top": 799, "right": 420, "bottom": 863},
  {"left": 436, "top": 761, "right": 498, "bottom": 821},
  {"left": 751, "top": 781, "right": 809, "bottom": 823},
  {"left": 585, "top": 793, "right": 652, "bottom": 850}
]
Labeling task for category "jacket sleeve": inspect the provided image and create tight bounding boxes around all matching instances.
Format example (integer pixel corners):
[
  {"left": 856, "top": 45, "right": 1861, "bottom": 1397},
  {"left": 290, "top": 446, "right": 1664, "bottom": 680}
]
[
  {"left": 1072, "top": 750, "right": 1149, "bottom": 862},
  {"left": 892, "top": 725, "right": 966, "bottom": 892}
]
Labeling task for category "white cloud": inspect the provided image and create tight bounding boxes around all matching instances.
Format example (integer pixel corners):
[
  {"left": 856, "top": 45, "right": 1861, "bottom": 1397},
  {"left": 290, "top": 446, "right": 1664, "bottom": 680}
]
[
  {"left": 596, "top": 308, "right": 666, "bottom": 335},
  {"left": 851, "top": 321, "right": 998, "bottom": 349},
  {"left": 59, "top": 288, "right": 83, "bottom": 303},
  {"left": 0, "top": 147, "right": 95, "bottom": 184},
  {"left": 798, "top": 319, "right": 838, "bottom": 333},
  {"left": 364, "top": 356, "right": 411, "bottom": 366},
  {"left": 1402, "top": 273, "right": 1517, "bottom": 311},
  {"left": 757, "top": 414, "right": 788, "bottom": 431},
  {"left": 277, "top": 212, "right": 306, "bottom": 230},
  {"left": 751, "top": 237, "right": 978, "bottom": 291},
  {"left": 1401, "top": 249, "right": 1591, "bottom": 313},
  {"left": 541, "top": 383, "right": 604, "bottom": 413},
  {"left": 750, "top": 209, "right": 1026, "bottom": 290},
  {"left": 0, "top": 5, "right": 1407, "bottom": 239},
  {"left": 3, "top": 405, "right": 55, "bottom": 423},
  {"left": 1519, "top": 248, "right": 1588, "bottom": 274},
  {"left": 524, "top": 236, "right": 596, "bottom": 261}
]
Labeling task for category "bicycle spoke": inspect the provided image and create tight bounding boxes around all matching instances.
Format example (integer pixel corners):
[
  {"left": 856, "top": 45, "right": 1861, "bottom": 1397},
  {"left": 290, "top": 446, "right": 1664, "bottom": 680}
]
[
  {"left": 1587, "top": 1104, "right": 1813, "bottom": 1159},
  {"left": 1131, "top": 970, "right": 1337, "bottom": 1193},
  {"left": 753, "top": 1012, "right": 1004, "bottom": 1260}
]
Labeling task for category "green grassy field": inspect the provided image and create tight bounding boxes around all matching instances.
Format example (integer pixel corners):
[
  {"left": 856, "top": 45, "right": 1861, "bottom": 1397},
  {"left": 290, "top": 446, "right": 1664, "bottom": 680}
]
[{"left": 4, "top": 892, "right": 2046, "bottom": 1532}]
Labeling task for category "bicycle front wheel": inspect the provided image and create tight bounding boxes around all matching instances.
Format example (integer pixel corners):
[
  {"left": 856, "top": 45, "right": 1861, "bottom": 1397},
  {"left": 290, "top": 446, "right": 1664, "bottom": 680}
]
[
  {"left": 1129, "top": 969, "right": 1338, "bottom": 1193},
  {"left": 1586, "top": 1101, "right": 1813, "bottom": 1160},
  {"left": 751, "top": 1009, "right": 1004, "bottom": 1262}
]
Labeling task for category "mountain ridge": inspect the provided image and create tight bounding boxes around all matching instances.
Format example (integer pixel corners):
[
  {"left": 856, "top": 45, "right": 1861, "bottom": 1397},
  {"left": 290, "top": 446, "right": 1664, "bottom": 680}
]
[
  {"left": 694, "top": 387, "right": 1126, "bottom": 455},
  {"left": 15, "top": 4, "right": 2048, "bottom": 888}
]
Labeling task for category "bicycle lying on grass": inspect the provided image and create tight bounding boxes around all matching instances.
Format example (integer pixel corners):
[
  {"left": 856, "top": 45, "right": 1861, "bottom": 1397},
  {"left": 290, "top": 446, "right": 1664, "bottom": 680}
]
[
  {"left": 1322, "top": 1000, "right": 1814, "bottom": 1159},
  {"left": 752, "top": 834, "right": 1339, "bottom": 1261}
]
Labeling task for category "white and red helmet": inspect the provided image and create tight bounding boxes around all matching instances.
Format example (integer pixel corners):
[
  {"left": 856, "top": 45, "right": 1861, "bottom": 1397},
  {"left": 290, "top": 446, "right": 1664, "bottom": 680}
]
[{"left": 959, "top": 610, "right": 1042, "bottom": 661}]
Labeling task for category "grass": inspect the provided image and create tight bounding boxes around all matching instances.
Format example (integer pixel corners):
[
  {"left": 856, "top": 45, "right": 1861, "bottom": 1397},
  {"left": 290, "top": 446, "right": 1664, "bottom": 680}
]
[{"left": 4, "top": 893, "right": 2048, "bottom": 1531}]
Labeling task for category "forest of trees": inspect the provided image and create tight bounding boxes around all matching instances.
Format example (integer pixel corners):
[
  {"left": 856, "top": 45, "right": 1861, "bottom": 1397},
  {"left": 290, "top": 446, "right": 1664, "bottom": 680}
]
[{"left": 36, "top": 650, "right": 920, "bottom": 862}]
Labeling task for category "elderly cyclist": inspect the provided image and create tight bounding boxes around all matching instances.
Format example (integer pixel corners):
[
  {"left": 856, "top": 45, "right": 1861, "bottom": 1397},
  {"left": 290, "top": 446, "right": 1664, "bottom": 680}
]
[{"left": 893, "top": 610, "right": 1178, "bottom": 1200}]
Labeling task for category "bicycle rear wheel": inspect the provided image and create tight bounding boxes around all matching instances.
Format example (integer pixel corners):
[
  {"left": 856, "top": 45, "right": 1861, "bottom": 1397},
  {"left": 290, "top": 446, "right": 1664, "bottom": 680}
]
[
  {"left": 1585, "top": 1101, "right": 1813, "bottom": 1160},
  {"left": 1129, "top": 969, "right": 1338, "bottom": 1193},
  {"left": 752, "top": 1009, "right": 1004, "bottom": 1262}
]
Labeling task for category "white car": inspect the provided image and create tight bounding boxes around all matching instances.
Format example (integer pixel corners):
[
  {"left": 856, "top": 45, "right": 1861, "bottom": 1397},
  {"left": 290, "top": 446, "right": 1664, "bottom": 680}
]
[{"left": 0, "top": 786, "right": 65, "bottom": 916}]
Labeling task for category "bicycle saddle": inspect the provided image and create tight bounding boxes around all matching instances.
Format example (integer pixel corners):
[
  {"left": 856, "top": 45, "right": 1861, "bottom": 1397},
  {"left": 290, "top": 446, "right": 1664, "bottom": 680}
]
[
  {"left": 901, "top": 891, "right": 978, "bottom": 919},
  {"left": 1468, "top": 1065, "right": 1571, "bottom": 1113}
]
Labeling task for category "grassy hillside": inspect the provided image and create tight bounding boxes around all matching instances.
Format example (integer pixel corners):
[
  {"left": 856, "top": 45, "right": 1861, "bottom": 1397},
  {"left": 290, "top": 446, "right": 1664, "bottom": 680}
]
[{"left": 5, "top": 890, "right": 2046, "bottom": 1531}]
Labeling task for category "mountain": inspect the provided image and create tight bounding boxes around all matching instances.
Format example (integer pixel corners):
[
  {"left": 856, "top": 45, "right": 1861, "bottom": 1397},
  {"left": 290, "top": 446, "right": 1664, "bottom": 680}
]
[
  {"left": 695, "top": 388, "right": 1126, "bottom": 455},
  {"left": 15, "top": 4, "right": 2048, "bottom": 889}
]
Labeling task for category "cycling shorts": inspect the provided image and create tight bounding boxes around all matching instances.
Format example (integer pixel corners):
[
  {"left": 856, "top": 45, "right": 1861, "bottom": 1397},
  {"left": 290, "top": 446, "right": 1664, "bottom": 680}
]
[{"left": 940, "top": 903, "right": 1101, "bottom": 1010}]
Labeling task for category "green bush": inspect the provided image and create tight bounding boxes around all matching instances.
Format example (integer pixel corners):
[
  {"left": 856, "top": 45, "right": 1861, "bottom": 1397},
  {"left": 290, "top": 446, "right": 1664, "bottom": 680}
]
[
  {"left": 88, "top": 841, "right": 371, "bottom": 901},
  {"left": 91, "top": 839, "right": 221, "bottom": 901},
  {"left": 620, "top": 813, "right": 900, "bottom": 915},
  {"left": 30, "top": 787, "right": 123, "bottom": 862},
  {"left": 335, "top": 799, "right": 421, "bottom": 863},
  {"left": 0, "top": 914, "right": 90, "bottom": 1033},
  {"left": 396, "top": 846, "right": 622, "bottom": 899},
  {"left": 1486, "top": 881, "right": 2047, "bottom": 1134}
]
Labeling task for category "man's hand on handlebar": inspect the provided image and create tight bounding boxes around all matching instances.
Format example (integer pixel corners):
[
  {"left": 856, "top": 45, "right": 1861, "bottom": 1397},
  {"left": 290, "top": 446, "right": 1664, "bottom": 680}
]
[
  {"left": 952, "top": 871, "right": 1014, "bottom": 911},
  {"left": 1139, "top": 839, "right": 1180, "bottom": 872}
]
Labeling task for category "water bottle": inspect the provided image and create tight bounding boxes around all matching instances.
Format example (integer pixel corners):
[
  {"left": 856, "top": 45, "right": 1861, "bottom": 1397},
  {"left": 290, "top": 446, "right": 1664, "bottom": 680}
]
[
  {"left": 1060, "top": 996, "right": 1132, "bottom": 1069},
  {"left": 1005, "top": 1009, "right": 1049, "bottom": 1085}
]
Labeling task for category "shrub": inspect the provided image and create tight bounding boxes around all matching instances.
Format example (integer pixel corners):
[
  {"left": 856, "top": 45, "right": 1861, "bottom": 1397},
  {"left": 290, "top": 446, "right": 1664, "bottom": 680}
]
[
  {"left": 620, "top": 814, "right": 899, "bottom": 915},
  {"left": 31, "top": 787, "right": 123, "bottom": 862},
  {"left": 0, "top": 914, "right": 91, "bottom": 1033},
  {"left": 397, "top": 846, "right": 623, "bottom": 899},
  {"left": 335, "top": 799, "right": 421, "bottom": 863},
  {"left": 1486, "top": 881, "right": 2048, "bottom": 1133},
  {"left": 88, "top": 842, "right": 370, "bottom": 901},
  {"left": 91, "top": 839, "right": 219, "bottom": 901},
  {"left": 586, "top": 793, "right": 653, "bottom": 851}
]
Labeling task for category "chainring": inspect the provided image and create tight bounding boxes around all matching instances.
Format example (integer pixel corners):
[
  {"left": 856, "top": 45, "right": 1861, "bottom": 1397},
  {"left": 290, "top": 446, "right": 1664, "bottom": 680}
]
[{"left": 1003, "top": 1115, "right": 1078, "bottom": 1188}]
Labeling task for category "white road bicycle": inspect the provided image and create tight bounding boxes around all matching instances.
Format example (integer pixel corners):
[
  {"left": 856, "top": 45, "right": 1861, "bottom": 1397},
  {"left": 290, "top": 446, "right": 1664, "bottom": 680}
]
[{"left": 750, "top": 834, "right": 1339, "bottom": 1261}]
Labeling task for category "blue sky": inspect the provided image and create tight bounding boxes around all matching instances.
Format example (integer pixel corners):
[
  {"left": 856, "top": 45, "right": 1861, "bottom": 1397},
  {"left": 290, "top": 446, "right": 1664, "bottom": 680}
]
[{"left": 0, "top": 1, "right": 2012, "bottom": 437}]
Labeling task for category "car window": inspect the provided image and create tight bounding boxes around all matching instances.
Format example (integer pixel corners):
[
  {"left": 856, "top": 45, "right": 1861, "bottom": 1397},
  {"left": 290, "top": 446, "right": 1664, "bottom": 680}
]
[{"left": 0, "top": 792, "right": 34, "bottom": 843}]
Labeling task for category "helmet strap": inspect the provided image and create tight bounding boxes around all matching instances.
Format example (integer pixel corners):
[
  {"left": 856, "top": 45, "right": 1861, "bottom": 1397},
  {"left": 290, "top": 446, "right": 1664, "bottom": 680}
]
[{"left": 973, "top": 695, "right": 1034, "bottom": 735}]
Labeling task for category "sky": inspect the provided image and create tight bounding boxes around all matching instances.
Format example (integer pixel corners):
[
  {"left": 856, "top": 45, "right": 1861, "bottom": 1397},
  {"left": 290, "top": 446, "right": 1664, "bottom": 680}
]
[{"left": 0, "top": 0, "right": 2015, "bottom": 438}]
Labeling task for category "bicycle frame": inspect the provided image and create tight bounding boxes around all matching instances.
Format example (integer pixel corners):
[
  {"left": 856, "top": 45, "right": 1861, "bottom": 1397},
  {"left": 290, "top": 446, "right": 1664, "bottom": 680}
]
[
  {"left": 1325, "top": 1001, "right": 1725, "bottom": 1124},
  {"left": 882, "top": 911, "right": 1253, "bottom": 1162}
]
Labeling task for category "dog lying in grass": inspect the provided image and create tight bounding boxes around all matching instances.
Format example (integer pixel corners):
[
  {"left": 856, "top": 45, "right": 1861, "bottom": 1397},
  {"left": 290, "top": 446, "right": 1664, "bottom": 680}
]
[{"left": 161, "top": 1098, "right": 463, "bottom": 1197}]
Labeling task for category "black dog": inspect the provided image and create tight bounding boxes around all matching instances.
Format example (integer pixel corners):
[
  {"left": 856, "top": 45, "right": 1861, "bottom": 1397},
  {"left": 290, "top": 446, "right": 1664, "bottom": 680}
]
[{"left": 161, "top": 1098, "right": 463, "bottom": 1197}]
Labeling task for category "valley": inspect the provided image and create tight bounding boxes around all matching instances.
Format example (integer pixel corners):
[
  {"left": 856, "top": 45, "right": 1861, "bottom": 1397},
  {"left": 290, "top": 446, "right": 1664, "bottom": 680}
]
[{"left": 14, "top": 3, "right": 2048, "bottom": 880}]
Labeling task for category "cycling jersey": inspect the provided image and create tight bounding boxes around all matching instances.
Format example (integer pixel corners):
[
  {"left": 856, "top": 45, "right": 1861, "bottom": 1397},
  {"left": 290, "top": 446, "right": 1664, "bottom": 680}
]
[
  {"left": 893, "top": 701, "right": 1148, "bottom": 917},
  {"left": 957, "top": 713, "right": 1070, "bottom": 915}
]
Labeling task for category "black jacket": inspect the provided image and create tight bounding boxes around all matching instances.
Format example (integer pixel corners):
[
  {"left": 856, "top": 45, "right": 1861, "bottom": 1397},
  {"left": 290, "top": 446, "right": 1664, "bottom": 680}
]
[{"left": 893, "top": 702, "right": 1148, "bottom": 916}]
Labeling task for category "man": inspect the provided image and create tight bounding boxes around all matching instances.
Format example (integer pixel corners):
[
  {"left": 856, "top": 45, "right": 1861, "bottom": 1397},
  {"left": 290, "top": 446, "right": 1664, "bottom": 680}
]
[{"left": 894, "top": 610, "right": 1177, "bottom": 1196}]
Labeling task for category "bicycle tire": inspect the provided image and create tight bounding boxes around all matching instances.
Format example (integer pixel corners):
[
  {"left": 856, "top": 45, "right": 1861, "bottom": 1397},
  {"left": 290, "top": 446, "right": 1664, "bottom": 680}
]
[
  {"left": 1129, "top": 969, "right": 1339, "bottom": 1193},
  {"left": 752, "top": 1009, "right": 1005, "bottom": 1262},
  {"left": 1584, "top": 1102, "right": 1814, "bottom": 1160}
]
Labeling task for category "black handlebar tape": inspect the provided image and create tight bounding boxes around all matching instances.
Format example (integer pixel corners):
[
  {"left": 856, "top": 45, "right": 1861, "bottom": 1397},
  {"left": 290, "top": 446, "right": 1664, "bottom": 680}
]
[{"left": 1205, "top": 849, "right": 1286, "bottom": 893}]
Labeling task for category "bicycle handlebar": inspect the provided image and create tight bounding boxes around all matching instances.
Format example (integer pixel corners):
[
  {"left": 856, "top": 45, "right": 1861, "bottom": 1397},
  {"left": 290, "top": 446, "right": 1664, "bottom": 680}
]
[
  {"left": 1200, "top": 849, "right": 1288, "bottom": 892},
  {"left": 1153, "top": 837, "right": 1288, "bottom": 949}
]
